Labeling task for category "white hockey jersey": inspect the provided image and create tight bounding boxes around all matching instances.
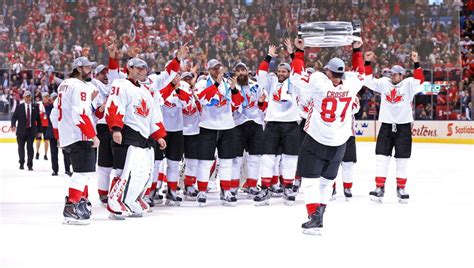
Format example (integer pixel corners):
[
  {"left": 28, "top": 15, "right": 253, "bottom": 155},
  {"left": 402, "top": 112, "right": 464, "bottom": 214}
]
[
  {"left": 181, "top": 85, "right": 201, "bottom": 136},
  {"left": 105, "top": 78, "right": 166, "bottom": 141},
  {"left": 364, "top": 66, "right": 425, "bottom": 124},
  {"left": 294, "top": 70, "right": 315, "bottom": 120},
  {"left": 92, "top": 58, "right": 131, "bottom": 125},
  {"left": 195, "top": 76, "right": 244, "bottom": 130},
  {"left": 256, "top": 60, "right": 301, "bottom": 123},
  {"left": 232, "top": 79, "right": 265, "bottom": 126},
  {"left": 159, "top": 81, "right": 193, "bottom": 132},
  {"left": 54, "top": 78, "right": 97, "bottom": 147},
  {"left": 291, "top": 50, "right": 366, "bottom": 146}
]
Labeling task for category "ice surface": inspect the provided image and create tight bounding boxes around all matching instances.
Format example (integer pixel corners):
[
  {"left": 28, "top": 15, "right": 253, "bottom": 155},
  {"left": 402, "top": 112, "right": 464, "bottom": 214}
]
[{"left": 1, "top": 142, "right": 473, "bottom": 268}]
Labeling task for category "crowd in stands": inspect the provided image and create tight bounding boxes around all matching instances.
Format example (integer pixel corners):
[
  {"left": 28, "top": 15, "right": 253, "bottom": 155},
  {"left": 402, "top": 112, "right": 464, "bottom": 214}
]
[{"left": 0, "top": 0, "right": 472, "bottom": 120}]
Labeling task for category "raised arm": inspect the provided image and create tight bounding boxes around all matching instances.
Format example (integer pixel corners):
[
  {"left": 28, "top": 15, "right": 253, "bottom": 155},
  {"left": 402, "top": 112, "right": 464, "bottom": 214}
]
[
  {"left": 351, "top": 41, "right": 365, "bottom": 74},
  {"left": 363, "top": 51, "right": 383, "bottom": 93},
  {"left": 255, "top": 45, "right": 278, "bottom": 94},
  {"left": 151, "top": 43, "right": 189, "bottom": 92},
  {"left": 410, "top": 51, "right": 425, "bottom": 94}
]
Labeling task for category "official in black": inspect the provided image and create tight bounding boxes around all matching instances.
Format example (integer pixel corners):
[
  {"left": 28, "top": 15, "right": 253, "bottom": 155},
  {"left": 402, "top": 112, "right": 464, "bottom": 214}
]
[{"left": 11, "top": 91, "right": 41, "bottom": 170}]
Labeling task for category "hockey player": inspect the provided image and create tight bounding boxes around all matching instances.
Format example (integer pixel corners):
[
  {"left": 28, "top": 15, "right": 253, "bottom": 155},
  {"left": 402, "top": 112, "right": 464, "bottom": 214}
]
[
  {"left": 283, "top": 38, "right": 314, "bottom": 193},
  {"left": 145, "top": 45, "right": 187, "bottom": 205},
  {"left": 159, "top": 75, "right": 194, "bottom": 205},
  {"left": 290, "top": 38, "right": 365, "bottom": 235},
  {"left": 194, "top": 59, "right": 244, "bottom": 206},
  {"left": 105, "top": 58, "right": 167, "bottom": 219},
  {"left": 364, "top": 51, "right": 424, "bottom": 203},
  {"left": 92, "top": 44, "right": 125, "bottom": 206},
  {"left": 57, "top": 57, "right": 100, "bottom": 225},
  {"left": 253, "top": 45, "right": 301, "bottom": 206},
  {"left": 230, "top": 62, "right": 265, "bottom": 198},
  {"left": 180, "top": 71, "right": 202, "bottom": 200}
]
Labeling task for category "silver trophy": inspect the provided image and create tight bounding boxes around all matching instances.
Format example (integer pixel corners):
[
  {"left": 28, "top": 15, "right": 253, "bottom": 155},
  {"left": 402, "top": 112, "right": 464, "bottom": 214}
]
[{"left": 298, "top": 21, "right": 362, "bottom": 47}]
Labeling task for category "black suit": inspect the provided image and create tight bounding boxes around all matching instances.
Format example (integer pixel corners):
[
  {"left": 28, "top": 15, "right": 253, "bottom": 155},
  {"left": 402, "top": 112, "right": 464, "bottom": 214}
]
[{"left": 11, "top": 102, "right": 41, "bottom": 168}]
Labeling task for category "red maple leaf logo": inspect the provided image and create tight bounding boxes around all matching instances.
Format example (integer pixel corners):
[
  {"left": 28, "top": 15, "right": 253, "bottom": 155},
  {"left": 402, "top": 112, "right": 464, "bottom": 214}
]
[
  {"left": 246, "top": 93, "right": 255, "bottom": 108},
  {"left": 105, "top": 101, "right": 124, "bottom": 128},
  {"left": 183, "top": 104, "right": 197, "bottom": 115},
  {"left": 385, "top": 88, "right": 403, "bottom": 104},
  {"left": 215, "top": 91, "right": 227, "bottom": 107},
  {"left": 76, "top": 109, "right": 95, "bottom": 138},
  {"left": 164, "top": 100, "right": 176, "bottom": 108},
  {"left": 272, "top": 87, "right": 282, "bottom": 102},
  {"left": 135, "top": 98, "right": 150, "bottom": 117}
]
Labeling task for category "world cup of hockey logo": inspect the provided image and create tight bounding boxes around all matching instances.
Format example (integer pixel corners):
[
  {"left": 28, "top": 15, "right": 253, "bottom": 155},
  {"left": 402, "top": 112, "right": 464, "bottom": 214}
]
[
  {"left": 385, "top": 88, "right": 403, "bottom": 104},
  {"left": 134, "top": 98, "right": 150, "bottom": 117}
]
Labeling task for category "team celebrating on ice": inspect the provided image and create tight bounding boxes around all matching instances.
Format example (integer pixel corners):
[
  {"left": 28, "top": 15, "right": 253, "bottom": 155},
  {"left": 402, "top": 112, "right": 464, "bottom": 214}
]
[{"left": 51, "top": 36, "right": 424, "bottom": 235}]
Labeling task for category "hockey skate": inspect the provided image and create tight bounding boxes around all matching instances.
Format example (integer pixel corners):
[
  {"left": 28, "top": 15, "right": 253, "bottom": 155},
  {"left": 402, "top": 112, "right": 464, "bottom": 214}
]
[
  {"left": 79, "top": 198, "right": 92, "bottom": 216},
  {"left": 242, "top": 186, "right": 260, "bottom": 199},
  {"left": 197, "top": 191, "right": 207, "bottom": 207},
  {"left": 63, "top": 197, "right": 90, "bottom": 225},
  {"left": 343, "top": 188, "right": 352, "bottom": 201},
  {"left": 137, "top": 196, "right": 152, "bottom": 213},
  {"left": 397, "top": 187, "right": 410, "bottom": 204},
  {"left": 369, "top": 187, "right": 385, "bottom": 203},
  {"left": 254, "top": 188, "right": 271, "bottom": 206},
  {"left": 184, "top": 185, "right": 199, "bottom": 201},
  {"left": 220, "top": 189, "right": 237, "bottom": 207},
  {"left": 165, "top": 190, "right": 182, "bottom": 206},
  {"left": 283, "top": 185, "right": 296, "bottom": 206},
  {"left": 293, "top": 179, "right": 302, "bottom": 193},
  {"left": 150, "top": 189, "right": 164, "bottom": 205},
  {"left": 269, "top": 184, "right": 283, "bottom": 197},
  {"left": 143, "top": 195, "right": 154, "bottom": 207},
  {"left": 302, "top": 204, "right": 326, "bottom": 236},
  {"left": 230, "top": 187, "right": 239, "bottom": 198}
]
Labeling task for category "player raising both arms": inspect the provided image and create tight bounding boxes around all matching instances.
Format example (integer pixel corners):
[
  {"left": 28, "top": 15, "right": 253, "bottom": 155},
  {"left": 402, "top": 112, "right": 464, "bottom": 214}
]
[
  {"left": 290, "top": 38, "right": 365, "bottom": 235},
  {"left": 364, "top": 51, "right": 424, "bottom": 204}
]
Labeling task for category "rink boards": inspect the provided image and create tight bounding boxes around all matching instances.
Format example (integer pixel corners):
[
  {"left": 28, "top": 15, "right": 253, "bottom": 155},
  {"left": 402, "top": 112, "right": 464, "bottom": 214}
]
[{"left": 1, "top": 120, "right": 473, "bottom": 144}]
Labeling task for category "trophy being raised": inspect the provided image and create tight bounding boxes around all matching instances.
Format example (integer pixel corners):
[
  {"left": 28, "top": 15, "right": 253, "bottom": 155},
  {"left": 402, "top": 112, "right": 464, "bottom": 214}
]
[{"left": 298, "top": 21, "right": 362, "bottom": 47}]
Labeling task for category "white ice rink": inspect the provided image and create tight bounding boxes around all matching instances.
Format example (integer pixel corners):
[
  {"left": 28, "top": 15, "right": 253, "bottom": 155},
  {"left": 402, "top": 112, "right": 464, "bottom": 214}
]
[{"left": 1, "top": 141, "right": 473, "bottom": 268}]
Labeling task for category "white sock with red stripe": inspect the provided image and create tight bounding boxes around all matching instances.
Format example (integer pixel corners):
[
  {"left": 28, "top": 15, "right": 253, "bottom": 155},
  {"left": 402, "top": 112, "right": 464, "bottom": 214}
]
[
  {"left": 281, "top": 154, "right": 297, "bottom": 186},
  {"left": 231, "top": 157, "right": 243, "bottom": 189},
  {"left": 341, "top": 161, "right": 354, "bottom": 189},
  {"left": 261, "top": 154, "right": 276, "bottom": 183},
  {"left": 375, "top": 155, "right": 390, "bottom": 187},
  {"left": 302, "top": 178, "right": 320, "bottom": 216},
  {"left": 245, "top": 154, "right": 261, "bottom": 187},
  {"left": 184, "top": 158, "right": 198, "bottom": 178},
  {"left": 68, "top": 172, "right": 91, "bottom": 203},
  {"left": 218, "top": 158, "right": 232, "bottom": 191},
  {"left": 396, "top": 158, "right": 409, "bottom": 189},
  {"left": 97, "top": 166, "right": 112, "bottom": 196},
  {"left": 166, "top": 159, "right": 180, "bottom": 190},
  {"left": 197, "top": 160, "right": 214, "bottom": 192}
]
